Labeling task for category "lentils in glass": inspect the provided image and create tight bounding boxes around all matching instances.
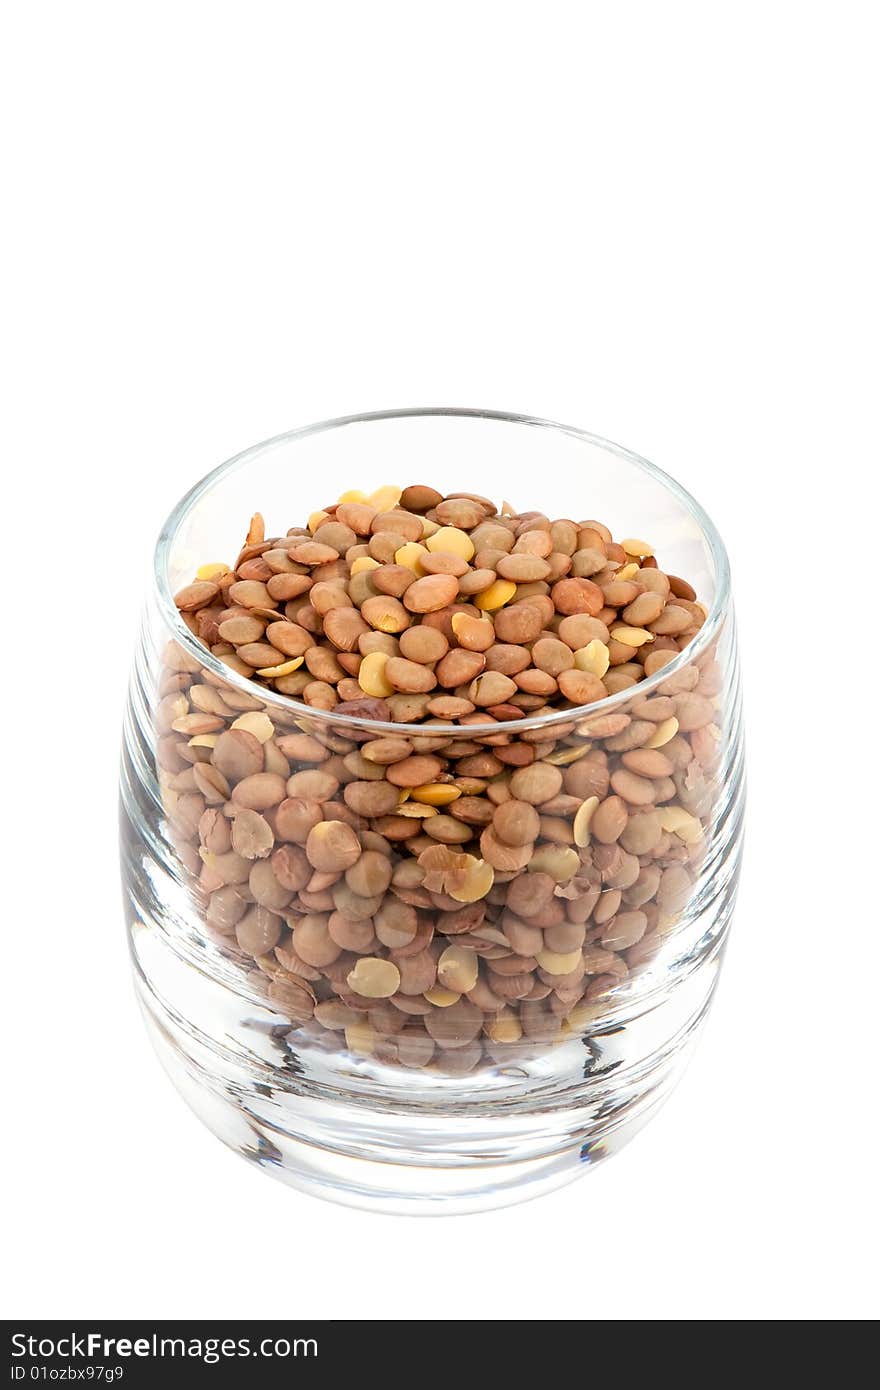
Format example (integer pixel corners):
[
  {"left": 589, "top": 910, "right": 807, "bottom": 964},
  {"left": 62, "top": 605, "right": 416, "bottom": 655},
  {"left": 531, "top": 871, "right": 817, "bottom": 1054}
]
[{"left": 159, "top": 484, "right": 721, "bottom": 1070}]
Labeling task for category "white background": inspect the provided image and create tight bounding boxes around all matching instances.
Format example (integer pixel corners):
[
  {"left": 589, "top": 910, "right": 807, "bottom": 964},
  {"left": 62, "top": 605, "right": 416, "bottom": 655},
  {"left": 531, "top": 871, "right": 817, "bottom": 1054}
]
[{"left": 3, "top": 2, "right": 878, "bottom": 1321}]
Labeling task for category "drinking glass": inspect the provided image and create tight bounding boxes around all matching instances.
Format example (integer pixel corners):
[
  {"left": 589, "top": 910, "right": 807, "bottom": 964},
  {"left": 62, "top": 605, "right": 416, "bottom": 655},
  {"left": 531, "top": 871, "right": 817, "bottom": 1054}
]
[{"left": 120, "top": 408, "right": 744, "bottom": 1213}]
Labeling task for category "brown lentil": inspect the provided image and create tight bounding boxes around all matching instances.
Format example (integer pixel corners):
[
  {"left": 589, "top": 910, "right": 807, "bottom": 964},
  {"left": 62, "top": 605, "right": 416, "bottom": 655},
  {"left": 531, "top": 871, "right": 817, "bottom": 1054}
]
[
  {"left": 231, "top": 772, "right": 288, "bottom": 810},
  {"left": 305, "top": 820, "right": 361, "bottom": 872},
  {"left": 509, "top": 762, "right": 564, "bottom": 805},
  {"left": 403, "top": 573, "right": 460, "bottom": 613},
  {"left": 492, "top": 799, "right": 541, "bottom": 846},
  {"left": 230, "top": 809, "right": 275, "bottom": 860},
  {"left": 384, "top": 657, "right": 437, "bottom": 693}
]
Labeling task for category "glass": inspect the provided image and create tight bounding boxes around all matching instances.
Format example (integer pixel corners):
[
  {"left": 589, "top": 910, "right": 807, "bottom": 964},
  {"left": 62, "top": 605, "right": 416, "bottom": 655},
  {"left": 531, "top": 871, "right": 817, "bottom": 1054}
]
[{"left": 120, "top": 408, "right": 744, "bottom": 1213}]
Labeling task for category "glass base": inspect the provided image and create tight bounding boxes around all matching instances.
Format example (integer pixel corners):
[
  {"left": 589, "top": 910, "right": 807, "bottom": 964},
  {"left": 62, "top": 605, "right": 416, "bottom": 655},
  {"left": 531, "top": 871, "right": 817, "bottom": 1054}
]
[{"left": 133, "top": 947, "right": 720, "bottom": 1214}]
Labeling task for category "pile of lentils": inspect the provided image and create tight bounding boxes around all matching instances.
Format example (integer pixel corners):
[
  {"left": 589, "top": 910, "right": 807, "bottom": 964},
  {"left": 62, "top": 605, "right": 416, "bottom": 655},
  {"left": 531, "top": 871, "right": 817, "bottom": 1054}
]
[{"left": 160, "top": 484, "right": 721, "bottom": 1071}]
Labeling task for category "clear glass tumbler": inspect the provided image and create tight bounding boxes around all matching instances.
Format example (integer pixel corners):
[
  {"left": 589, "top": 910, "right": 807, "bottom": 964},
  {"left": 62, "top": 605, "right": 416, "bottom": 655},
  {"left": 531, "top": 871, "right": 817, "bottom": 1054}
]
[{"left": 120, "top": 408, "right": 744, "bottom": 1213}]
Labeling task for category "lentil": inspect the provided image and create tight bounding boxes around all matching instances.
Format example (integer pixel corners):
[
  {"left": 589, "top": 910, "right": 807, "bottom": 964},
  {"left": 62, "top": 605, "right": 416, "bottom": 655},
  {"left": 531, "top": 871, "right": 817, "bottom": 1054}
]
[
  {"left": 474, "top": 578, "right": 517, "bottom": 611},
  {"left": 492, "top": 799, "right": 540, "bottom": 846},
  {"left": 574, "top": 640, "right": 610, "bottom": 678},
  {"left": 404, "top": 573, "right": 460, "bottom": 613},
  {"left": 230, "top": 809, "right": 275, "bottom": 860},
  {"left": 437, "top": 945, "right": 480, "bottom": 993},
  {"left": 229, "top": 711, "right": 276, "bottom": 744},
  {"left": 231, "top": 772, "right": 287, "bottom": 810},
  {"left": 572, "top": 795, "right": 600, "bottom": 847},
  {"left": 384, "top": 657, "right": 437, "bottom": 693},
  {"left": 358, "top": 650, "right": 395, "bottom": 697},
  {"left": 644, "top": 715, "right": 679, "bottom": 748},
  {"left": 425, "top": 526, "right": 474, "bottom": 561},
  {"left": 347, "top": 957, "right": 401, "bottom": 999},
  {"left": 305, "top": 820, "right": 361, "bottom": 872}
]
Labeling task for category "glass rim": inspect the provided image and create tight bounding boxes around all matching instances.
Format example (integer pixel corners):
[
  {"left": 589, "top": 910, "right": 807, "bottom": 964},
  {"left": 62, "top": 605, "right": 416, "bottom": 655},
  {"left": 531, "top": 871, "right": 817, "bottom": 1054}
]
[{"left": 153, "top": 407, "right": 731, "bottom": 738}]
